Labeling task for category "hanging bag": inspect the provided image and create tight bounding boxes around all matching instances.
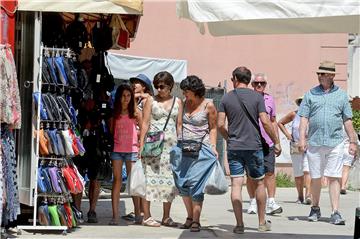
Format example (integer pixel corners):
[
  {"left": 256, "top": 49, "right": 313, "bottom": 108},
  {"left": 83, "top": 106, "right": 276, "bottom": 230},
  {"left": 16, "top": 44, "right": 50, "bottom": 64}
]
[
  {"left": 110, "top": 14, "right": 130, "bottom": 50},
  {"left": 128, "top": 160, "right": 146, "bottom": 197},
  {"left": 233, "top": 90, "right": 270, "bottom": 156},
  {"left": 203, "top": 160, "right": 228, "bottom": 195},
  {"left": 141, "top": 97, "right": 176, "bottom": 158}
]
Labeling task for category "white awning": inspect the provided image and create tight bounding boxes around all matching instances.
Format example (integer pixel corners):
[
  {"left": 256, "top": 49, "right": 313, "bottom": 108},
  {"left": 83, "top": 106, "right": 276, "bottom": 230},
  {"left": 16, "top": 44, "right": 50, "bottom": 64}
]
[
  {"left": 107, "top": 52, "right": 188, "bottom": 82},
  {"left": 177, "top": 0, "right": 360, "bottom": 35},
  {"left": 18, "top": 0, "right": 143, "bottom": 15}
]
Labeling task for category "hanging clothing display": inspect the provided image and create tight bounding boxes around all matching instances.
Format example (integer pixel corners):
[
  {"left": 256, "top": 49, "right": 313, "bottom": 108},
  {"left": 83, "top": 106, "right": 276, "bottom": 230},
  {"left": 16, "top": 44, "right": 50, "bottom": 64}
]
[
  {"left": 0, "top": 44, "right": 21, "bottom": 129},
  {"left": 1, "top": 124, "right": 21, "bottom": 226}
]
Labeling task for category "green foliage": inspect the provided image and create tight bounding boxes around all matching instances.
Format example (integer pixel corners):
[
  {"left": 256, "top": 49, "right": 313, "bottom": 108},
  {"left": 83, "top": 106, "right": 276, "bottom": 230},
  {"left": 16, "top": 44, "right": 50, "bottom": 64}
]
[
  {"left": 352, "top": 110, "right": 360, "bottom": 132},
  {"left": 276, "top": 172, "right": 295, "bottom": 187}
]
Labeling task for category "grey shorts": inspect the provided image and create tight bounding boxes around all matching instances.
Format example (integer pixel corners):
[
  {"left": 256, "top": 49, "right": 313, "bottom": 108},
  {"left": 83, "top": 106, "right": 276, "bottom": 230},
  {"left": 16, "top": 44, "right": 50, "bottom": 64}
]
[{"left": 264, "top": 146, "right": 275, "bottom": 174}]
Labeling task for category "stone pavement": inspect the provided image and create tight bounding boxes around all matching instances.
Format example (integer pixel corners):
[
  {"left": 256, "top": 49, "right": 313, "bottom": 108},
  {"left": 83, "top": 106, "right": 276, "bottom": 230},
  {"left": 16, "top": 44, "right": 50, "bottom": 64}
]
[{"left": 7, "top": 187, "right": 360, "bottom": 239}]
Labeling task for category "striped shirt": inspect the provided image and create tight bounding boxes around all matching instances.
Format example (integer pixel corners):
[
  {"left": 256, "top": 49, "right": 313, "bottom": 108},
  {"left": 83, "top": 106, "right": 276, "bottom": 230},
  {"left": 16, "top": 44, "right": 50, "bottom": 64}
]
[{"left": 298, "top": 84, "right": 352, "bottom": 147}]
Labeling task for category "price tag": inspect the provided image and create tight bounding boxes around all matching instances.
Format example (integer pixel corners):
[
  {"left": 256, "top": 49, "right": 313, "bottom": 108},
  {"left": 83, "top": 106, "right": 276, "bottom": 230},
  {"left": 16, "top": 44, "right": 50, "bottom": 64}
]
[
  {"left": 97, "top": 22, "right": 100, "bottom": 28},
  {"left": 96, "top": 74, "right": 101, "bottom": 83},
  {"left": 102, "top": 103, "right": 107, "bottom": 109},
  {"left": 79, "top": 41, "right": 82, "bottom": 48}
]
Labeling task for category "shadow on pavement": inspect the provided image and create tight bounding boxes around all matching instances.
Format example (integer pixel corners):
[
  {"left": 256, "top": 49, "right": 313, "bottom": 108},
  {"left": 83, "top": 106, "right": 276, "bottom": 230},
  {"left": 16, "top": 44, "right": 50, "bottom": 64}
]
[{"left": 177, "top": 224, "right": 353, "bottom": 239}]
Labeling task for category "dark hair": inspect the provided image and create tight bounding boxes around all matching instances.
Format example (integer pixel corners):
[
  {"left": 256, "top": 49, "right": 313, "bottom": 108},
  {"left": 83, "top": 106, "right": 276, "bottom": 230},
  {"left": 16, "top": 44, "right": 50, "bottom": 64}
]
[
  {"left": 153, "top": 71, "right": 174, "bottom": 91},
  {"left": 180, "top": 75, "right": 206, "bottom": 97},
  {"left": 113, "top": 84, "right": 136, "bottom": 119},
  {"left": 232, "top": 66, "right": 252, "bottom": 84}
]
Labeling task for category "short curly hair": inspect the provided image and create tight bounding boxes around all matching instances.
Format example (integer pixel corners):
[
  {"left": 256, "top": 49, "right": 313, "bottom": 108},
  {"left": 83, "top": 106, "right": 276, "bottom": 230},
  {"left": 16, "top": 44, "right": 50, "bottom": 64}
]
[
  {"left": 180, "top": 75, "right": 206, "bottom": 97},
  {"left": 153, "top": 71, "right": 174, "bottom": 91}
]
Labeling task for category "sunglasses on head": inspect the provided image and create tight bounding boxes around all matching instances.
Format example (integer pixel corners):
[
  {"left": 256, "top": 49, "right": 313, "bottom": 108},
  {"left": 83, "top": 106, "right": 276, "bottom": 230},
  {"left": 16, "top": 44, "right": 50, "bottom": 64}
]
[{"left": 155, "top": 84, "right": 167, "bottom": 90}]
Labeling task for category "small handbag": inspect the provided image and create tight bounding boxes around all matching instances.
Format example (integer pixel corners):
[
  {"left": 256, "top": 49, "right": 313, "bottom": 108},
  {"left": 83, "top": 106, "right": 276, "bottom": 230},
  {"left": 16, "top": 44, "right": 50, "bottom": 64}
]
[
  {"left": 142, "top": 97, "right": 176, "bottom": 158},
  {"left": 290, "top": 141, "right": 301, "bottom": 155},
  {"left": 110, "top": 15, "right": 130, "bottom": 50}
]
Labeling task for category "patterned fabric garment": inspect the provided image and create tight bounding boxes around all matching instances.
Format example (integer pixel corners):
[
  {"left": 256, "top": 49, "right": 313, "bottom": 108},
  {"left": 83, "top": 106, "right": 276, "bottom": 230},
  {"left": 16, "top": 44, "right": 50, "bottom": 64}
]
[
  {"left": 182, "top": 101, "right": 210, "bottom": 145},
  {"left": 0, "top": 45, "right": 21, "bottom": 129},
  {"left": 142, "top": 98, "right": 179, "bottom": 202},
  {"left": 1, "top": 125, "right": 21, "bottom": 224},
  {"left": 0, "top": 138, "right": 3, "bottom": 227}
]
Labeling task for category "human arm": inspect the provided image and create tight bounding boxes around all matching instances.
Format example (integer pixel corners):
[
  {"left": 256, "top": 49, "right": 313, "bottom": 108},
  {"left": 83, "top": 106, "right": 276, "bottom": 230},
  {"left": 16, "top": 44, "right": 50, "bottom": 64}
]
[
  {"left": 277, "top": 111, "right": 296, "bottom": 141},
  {"left": 136, "top": 109, "right": 143, "bottom": 132},
  {"left": 298, "top": 117, "right": 309, "bottom": 153},
  {"left": 109, "top": 117, "right": 114, "bottom": 135},
  {"left": 344, "top": 119, "right": 358, "bottom": 156},
  {"left": 217, "top": 112, "right": 228, "bottom": 141},
  {"left": 176, "top": 98, "right": 183, "bottom": 137},
  {"left": 207, "top": 101, "right": 218, "bottom": 158},
  {"left": 139, "top": 97, "right": 152, "bottom": 156},
  {"left": 259, "top": 112, "right": 281, "bottom": 156}
]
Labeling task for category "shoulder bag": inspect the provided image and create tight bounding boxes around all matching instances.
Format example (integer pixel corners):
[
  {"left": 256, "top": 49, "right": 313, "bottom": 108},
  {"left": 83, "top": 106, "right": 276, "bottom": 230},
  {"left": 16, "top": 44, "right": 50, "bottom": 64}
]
[
  {"left": 233, "top": 90, "right": 270, "bottom": 156},
  {"left": 141, "top": 97, "right": 176, "bottom": 158}
]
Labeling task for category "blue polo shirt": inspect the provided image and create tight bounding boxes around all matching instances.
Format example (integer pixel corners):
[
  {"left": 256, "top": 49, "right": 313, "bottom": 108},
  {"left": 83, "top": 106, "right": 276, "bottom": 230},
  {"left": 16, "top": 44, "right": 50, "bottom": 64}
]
[{"left": 298, "top": 84, "right": 352, "bottom": 147}]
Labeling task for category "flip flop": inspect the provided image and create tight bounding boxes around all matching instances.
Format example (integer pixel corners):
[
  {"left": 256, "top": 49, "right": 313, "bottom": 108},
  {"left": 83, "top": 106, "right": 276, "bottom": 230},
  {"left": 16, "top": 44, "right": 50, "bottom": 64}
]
[
  {"left": 142, "top": 217, "right": 160, "bottom": 227},
  {"left": 161, "top": 217, "right": 178, "bottom": 227}
]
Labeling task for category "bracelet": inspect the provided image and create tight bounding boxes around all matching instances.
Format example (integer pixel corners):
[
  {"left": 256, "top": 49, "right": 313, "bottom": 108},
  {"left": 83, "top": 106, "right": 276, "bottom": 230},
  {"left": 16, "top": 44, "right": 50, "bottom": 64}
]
[{"left": 350, "top": 141, "right": 357, "bottom": 145}]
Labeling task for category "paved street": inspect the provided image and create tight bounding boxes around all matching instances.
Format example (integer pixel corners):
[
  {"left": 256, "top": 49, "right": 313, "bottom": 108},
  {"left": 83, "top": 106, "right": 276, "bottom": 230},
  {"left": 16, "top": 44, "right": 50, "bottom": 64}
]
[{"left": 6, "top": 187, "right": 360, "bottom": 239}]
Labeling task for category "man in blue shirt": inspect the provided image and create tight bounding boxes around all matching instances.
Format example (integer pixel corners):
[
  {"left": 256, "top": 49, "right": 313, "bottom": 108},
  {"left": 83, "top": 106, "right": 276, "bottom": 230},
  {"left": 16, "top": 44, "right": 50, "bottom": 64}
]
[{"left": 298, "top": 60, "right": 358, "bottom": 225}]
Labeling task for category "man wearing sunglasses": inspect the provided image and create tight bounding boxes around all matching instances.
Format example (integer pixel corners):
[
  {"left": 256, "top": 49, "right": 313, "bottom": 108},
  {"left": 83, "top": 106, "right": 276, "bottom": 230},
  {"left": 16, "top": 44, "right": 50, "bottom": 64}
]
[
  {"left": 246, "top": 74, "right": 282, "bottom": 216},
  {"left": 298, "top": 60, "right": 358, "bottom": 225}
]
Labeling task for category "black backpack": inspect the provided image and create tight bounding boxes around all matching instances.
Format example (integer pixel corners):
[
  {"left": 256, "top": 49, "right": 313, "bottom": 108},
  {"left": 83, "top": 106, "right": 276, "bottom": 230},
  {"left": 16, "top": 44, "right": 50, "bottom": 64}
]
[
  {"left": 92, "top": 16, "right": 113, "bottom": 52},
  {"left": 65, "top": 14, "right": 88, "bottom": 54}
]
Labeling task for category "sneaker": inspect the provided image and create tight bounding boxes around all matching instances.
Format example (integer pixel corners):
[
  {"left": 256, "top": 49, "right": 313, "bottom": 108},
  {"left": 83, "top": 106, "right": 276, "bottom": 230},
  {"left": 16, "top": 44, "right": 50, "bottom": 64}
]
[
  {"left": 247, "top": 198, "right": 257, "bottom": 214},
  {"left": 258, "top": 220, "right": 271, "bottom": 232},
  {"left": 340, "top": 189, "right": 347, "bottom": 195},
  {"left": 87, "top": 211, "right": 98, "bottom": 223},
  {"left": 308, "top": 206, "right": 321, "bottom": 222},
  {"left": 304, "top": 196, "right": 312, "bottom": 205},
  {"left": 295, "top": 198, "right": 304, "bottom": 204},
  {"left": 266, "top": 200, "right": 283, "bottom": 214},
  {"left": 330, "top": 211, "right": 345, "bottom": 225}
]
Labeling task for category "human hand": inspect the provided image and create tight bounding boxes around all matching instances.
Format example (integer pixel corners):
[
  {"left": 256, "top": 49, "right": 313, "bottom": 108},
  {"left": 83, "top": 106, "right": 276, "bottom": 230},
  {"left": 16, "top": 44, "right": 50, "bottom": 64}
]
[
  {"left": 348, "top": 142, "right": 358, "bottom": 156},
  {"left": 224, "top": 164, "right": 230, "bottom": 176},
  {"left": 298, "top": 139, "right": 307, "bottom": 153},
  {"left": 274, "top": 143, "right": 282, "bottom": 157},
  {"left": 212, "top": 145, "right": 219, "bottom": 159},
  {"left": 286, "top": 134, "right": 293, "bottom": 141}
]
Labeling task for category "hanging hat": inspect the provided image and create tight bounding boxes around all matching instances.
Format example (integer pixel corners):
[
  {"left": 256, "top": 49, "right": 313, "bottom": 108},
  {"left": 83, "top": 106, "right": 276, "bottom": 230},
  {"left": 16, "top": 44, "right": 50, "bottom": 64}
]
[
  {"left": 130, "top": 74, "right": 154, "bottom": 96},
  {"left": 295, "top": 96, "right": 303, "bottom": 106},
  {"left": 316, "top": 60, "right": 338, "bottom": 74}
]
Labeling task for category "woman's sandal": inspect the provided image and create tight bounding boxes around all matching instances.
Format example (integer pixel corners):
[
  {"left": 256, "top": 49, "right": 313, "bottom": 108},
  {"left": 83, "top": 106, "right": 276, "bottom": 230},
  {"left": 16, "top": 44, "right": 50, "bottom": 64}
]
[
  {"left": 190, "top": 221, "right": 201, "bottom": 232},
  {"left": 142, "top": 217, "right": 161, "bottom": 227},
  {"left": 161, "top": 217, "right": 178, "bottom": 227},
  {"left": 179, "top": 217, "right": 193, "bottom": 229}
]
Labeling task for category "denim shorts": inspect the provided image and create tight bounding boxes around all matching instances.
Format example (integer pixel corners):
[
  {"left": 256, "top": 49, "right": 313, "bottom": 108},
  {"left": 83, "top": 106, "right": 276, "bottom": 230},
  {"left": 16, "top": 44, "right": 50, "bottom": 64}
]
[
  {"left": 111, "top": 152, "right": 138, "bottom": 162},
  {"left": 227, "top": 149, "right": 265, "bottom": 180}
]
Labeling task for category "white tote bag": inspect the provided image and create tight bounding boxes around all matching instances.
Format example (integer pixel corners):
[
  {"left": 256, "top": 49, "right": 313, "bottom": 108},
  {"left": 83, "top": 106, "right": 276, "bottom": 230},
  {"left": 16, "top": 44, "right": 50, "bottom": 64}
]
[
  {"left": 203, "top": 161, "right": 228, "bottom": 195},
  {"left": 129, "top": 160, "right": 146, "bottom": 197}
]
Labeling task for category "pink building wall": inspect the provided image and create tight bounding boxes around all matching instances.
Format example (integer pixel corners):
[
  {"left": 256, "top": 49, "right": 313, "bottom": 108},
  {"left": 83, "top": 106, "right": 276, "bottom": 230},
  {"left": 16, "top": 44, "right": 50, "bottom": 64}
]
[{"left": 121, "top": 1, "right": 349, "bottom": 114}]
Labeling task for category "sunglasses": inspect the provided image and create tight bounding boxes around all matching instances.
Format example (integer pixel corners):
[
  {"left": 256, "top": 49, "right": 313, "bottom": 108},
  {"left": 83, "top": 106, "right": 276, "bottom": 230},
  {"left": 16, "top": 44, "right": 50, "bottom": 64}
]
[
  {"left": 252, "top": 82, "right": 266, "bottom": 86},
  {"left": 317, "top": 73, "right": 328, "bottom": 76},
  {"left": 155, "top": 85, "right": 167, "bottom": 90}
]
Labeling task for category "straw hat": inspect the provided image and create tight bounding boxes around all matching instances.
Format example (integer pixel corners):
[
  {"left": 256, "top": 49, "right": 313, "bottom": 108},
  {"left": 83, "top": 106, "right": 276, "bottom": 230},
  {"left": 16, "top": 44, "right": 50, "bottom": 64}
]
[{"left": 316, "top": 60, "right": 338, "bottom": 74}]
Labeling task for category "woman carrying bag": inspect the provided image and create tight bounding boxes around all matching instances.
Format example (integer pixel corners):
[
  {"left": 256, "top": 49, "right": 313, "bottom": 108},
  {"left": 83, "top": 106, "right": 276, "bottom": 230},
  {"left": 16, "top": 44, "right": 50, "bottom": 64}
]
[
  {"left": 139, "top": 71, "right": 183, "bottom": 227},
  {"left": 171, "top": 75, "right": 219, "bottom": 232}
]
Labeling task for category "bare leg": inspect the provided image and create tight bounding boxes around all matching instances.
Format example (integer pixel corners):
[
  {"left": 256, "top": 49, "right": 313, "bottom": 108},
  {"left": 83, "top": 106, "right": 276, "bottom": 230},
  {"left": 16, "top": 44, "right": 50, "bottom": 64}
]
[
  {"left": 265, "top": 172, "right": 276, "bottom": 198},
  {"left": 328, "top": 177, "right": 341, "bottom": 212},
  {"left": 230, "top": 177, "right": 244, "bottom": 226},
  {"left": 340, "top": 165, "right": 351, "bottom": 191},
  {"left": 142, "top": 200, "right": 151, "bottom": 220},
  {"left": 111, "top": 160, "right": 123, "bottom": 221},
  {"left": 72, "top": 193, "right": 82, "bottom": 210},
  {"left": 246, "top": 177, "right": 256, "bottom": 199},
  {"left": 311, "top": 178, "right": 322, "bottom": 207},
  {"left": 182, "top": 196, "right": 193, "bottom": 220},
  {"left": 294, "top": 176, "right": 304, "bottom": 201},
  {"left": 304, "top": 171, "right": 311, "bottom": 198},
  {"left": 88, "top": 179, "right": 100, "bottom": 212},
  {"left": 255, "top": 179, "right": 267, "bottom": 225},
  {"left": 192, "top": 201, "right": 203, "bottom": 223},
  {"left": 162, "top": 202, "right": 172, "bottom": 221}
]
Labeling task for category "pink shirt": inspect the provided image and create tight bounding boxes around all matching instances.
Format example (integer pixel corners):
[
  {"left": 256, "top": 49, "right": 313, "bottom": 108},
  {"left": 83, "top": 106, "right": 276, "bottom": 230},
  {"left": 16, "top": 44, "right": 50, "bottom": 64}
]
[
  {"left": 113, "top": 115, "right": 139, "bottom": 153},
  {"left": 259, "top": 93, "right": 276, "bottom": 147}
]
